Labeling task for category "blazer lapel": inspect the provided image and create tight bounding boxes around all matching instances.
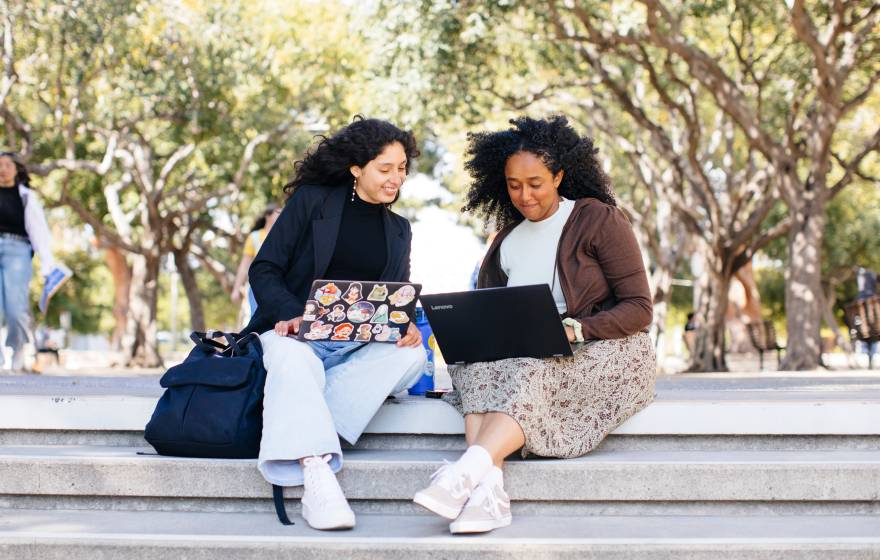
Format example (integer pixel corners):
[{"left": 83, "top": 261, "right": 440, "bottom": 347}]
[
  {"left": 380, "top": 208, "right": 406, "bottom": 280},
  {"left": 312, "top": 187, "right": 347, "bottom": 279}
]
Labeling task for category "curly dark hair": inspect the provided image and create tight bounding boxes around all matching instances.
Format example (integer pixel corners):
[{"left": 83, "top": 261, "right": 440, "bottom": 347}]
[
  {"left": 0, "top": 152, "right": 30, "bottom": 187},
  {"left": 284, "top": 116, "right": 419, "bottom": 197},
  {"left": 462, "top": 115, "right": 615, "bottom": 229}
]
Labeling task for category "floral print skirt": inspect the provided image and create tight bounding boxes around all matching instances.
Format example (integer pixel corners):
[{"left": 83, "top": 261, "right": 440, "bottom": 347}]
[{"left": 443, "top": 332, "right": 656, "bottom": 458}]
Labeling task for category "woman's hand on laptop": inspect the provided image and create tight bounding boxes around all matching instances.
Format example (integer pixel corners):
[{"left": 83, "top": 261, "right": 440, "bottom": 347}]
[
  {"left": 397, "top": 322, "right": 422, "bottom": 348},
  {"left": 275, "top": 317, "right": 303, "bottom": 337}
]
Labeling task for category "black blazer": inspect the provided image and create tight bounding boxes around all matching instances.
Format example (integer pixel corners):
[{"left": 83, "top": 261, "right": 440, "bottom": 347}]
[{"left": 243, "top": 184, "right": 413, "bottom": 335}]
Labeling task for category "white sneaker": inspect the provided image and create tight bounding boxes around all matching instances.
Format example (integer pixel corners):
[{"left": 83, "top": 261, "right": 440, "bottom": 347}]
[
  {"left": 413, "top": 462, "right": 477, "bottom": 519},
  {"left": 449, "top": 471, "right": 512, "bottom": 534},
  {"left": 10, "top": 350, "right": 25, "bottom": 373},
  {"left": 301, "top": 455, "right": 355, "bottom": 530}
]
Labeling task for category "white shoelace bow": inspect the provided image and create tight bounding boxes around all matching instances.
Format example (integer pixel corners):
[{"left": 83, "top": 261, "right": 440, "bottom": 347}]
[
  {"left": 430, "top": 461, "right": 472, "bottom": 500},
  {"left": 469, "top": 482, "right": 507, "bottom": 519}
]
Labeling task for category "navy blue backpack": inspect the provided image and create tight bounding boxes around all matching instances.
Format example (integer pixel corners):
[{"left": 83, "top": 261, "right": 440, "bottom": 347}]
[{"left": 145, "top": 331, "right": 267, "bottom": 459}]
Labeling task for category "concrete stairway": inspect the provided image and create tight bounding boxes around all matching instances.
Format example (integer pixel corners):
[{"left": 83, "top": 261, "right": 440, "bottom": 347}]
[{"left": 0, "top": 372, "right": 879, "bottom": 558}]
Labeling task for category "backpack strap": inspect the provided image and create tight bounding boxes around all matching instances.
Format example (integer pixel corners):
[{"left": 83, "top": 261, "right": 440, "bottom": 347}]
[{"left": 272, "top": 484, "right": 295, "bottom": 525}]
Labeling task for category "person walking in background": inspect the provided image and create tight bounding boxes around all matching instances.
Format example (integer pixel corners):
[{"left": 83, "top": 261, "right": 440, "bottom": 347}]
[
  {"left": 245, "top": 117, "right": 426, "bottom": 530},
  {"left": 414, "top": 116, "right": 656, "bottom": 534},
  {"left": 231, "top": 203, "right": 281, "bottom": 317},
  {"left": 0, "top": 152, "right": 71, "bottom": 373}
]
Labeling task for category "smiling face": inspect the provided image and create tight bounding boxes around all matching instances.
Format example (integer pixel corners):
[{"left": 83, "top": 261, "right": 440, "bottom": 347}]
[
  {"left": 504, "top": 150, "right": 564, "bottom": 222},
  {"left": 351, "top": 141, "right": 408, "bottom": 204},
  {"left": 0, "top": 156, "right": 17, "bottom": 187}
]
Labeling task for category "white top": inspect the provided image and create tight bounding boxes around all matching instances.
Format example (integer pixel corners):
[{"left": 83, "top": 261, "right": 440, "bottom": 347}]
[{"left": 500, "top": 198, "right": 575, "bottom": 314}]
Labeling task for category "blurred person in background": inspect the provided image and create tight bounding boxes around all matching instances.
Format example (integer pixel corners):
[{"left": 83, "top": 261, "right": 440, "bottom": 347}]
[
  {"left": 232, "top": 203, "right": 282, "bottom": 318},
  {"left": 0, "top": 152, "right": 72, "bottom": 373}
]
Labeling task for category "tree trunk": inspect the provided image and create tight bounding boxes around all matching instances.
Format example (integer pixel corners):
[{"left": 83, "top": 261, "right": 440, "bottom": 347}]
[
  {"left": 689, "top": 252, "right": 732, "bottom": 372},
  {"left": 780, "top": 203, "right": 826, "bottom": 370},
  {"left": 99, "top": 244, "right": 131, "bottom": 352},
  {"left": 123, "top": 253, "right": 163, "bottom": 368},
  {"left": 174, "top": 249, "right": 205, "bottom": 333},
  {"left": 650, "top": 266, "right": 673, "bottom": 353}
]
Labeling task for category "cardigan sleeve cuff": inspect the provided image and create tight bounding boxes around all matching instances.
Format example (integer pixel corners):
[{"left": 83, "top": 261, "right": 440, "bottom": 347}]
[{"left": 562, "top": 318, "right": 584, "bottom": 343}]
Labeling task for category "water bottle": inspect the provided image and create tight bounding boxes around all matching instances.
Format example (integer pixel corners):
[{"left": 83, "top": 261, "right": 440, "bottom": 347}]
[{"left": 408, "top": 306, "right": 435, "bottom": 395}]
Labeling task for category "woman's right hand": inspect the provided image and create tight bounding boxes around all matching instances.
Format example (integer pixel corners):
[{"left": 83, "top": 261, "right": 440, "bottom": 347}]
[{"left": 275, "top": 317, "right": 303, "bottom": 337}]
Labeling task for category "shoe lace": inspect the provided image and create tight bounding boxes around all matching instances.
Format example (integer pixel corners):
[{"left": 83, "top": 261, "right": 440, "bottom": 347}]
[
  {"left": 303, "top": 455, "right": 345, "bottom": 508},
  {"left": 469, "top": 482, "right": 506, "bottom": 519},
  {"left": 429, "top": 461, "right": 472, "bottom": 500}
]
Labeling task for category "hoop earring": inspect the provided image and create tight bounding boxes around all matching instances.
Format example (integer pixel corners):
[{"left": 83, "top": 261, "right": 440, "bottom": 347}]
[{"left": 351, "top": 178, "right": 357, "bottom": 202}]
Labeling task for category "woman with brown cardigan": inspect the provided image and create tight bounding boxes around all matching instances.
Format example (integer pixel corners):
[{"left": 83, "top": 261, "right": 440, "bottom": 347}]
[{"left": 413, "top": 116, "right": 656, "bottom": 534}]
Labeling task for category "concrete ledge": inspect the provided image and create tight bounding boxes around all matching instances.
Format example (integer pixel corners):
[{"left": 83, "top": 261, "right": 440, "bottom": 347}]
[
  {"left": 1, "top": 393, "right": 880, "bottom": 435},
  {"left": 1, "top": 446, "right": 879, "bottom": 502},
  {"left": 0, "top": 509, "right": 878, "bottom": 560}
]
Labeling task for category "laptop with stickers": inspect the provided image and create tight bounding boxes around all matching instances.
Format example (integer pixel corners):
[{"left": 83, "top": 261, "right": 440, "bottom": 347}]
[
  {"left": 298, "top": 279, "right": 422, "bottom": 344},
  {"left": 420, "top": 284, "right": 573, "bottom": 364}
]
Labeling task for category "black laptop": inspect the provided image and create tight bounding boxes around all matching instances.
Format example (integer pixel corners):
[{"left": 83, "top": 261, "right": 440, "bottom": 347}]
[{"left": 420, "top": 284, "right": 573, "bottom": 364}]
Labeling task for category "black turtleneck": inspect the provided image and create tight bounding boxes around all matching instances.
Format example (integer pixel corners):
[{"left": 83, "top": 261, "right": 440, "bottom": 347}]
[
  {"left": 324, "top": 191, "right": 387, "bottom": 281},
  {"left": 0, "top": 186, "right": 27, "bottom": 237}
]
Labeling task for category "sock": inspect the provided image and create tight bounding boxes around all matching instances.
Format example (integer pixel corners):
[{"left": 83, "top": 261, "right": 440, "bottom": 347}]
[{"left": 452, "top": 445, "right": 494, "bottom": 488}]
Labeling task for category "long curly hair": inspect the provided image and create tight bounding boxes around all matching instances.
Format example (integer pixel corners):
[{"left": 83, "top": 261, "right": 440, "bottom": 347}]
[
  {"left": 462, "top": 115, "right": 615, "bottom": 230},
  {"left": 0, "top": 152, "right": 31, "bottom": 187},
  {"left": 284, "top": 116, "right": 419, "bottom": 196}
]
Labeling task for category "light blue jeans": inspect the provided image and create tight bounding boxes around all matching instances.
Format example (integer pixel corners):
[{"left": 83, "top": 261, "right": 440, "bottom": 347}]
[
  {"left": 0, "top": 236, "right": 32, "bottom": 353},
  {"left": 257, "top": 332, "right": 426, "bottom": 486}
]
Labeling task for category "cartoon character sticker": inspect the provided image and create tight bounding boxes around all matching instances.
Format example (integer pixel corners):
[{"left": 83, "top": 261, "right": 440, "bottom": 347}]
[
  {"left": 388, "top": 285, "right": 416, "bottom": 307},
  {"left": 342, "top": 282, "right": 363, "bottom": 305},
  {"left": 389, "top": 311, "right": 409, "bottom": 324},
  {"left": 370, "top": 304, "right": 389, "bottom": 324},
  {"left": 315, "top": 282, "right": 341, "bottom": 306},
  {"left": 331, "top": 322, "right": 354, "bottom": 341},
  {"left": 354, "top": 324, "right": 373, "bottom": 342},
  {"left": 374, "top": 325, "right": 400, "bottom": 342},
  {"left": 367, "top": 284, "right": 389, "bottom": 301},
  {"left": 303, "top": 300, "right": 320, "bottom": 322},
  {"left": 347, "top": 301, "right": 376, "bottom": 323},
  {"left": 303, "top": 321, "right": 332, "bottom": 340},
  {"left": 327, "top": 304, "right": 346, "bottom": 322},
  {"left": 372, "top": 324, "right": 384, "bottom": 334}
]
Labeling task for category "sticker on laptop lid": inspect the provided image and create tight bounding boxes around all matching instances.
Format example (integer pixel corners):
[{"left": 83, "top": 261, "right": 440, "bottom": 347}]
[
  {"left": 374, "top": 324, "right": 395, "bottom": 342},
  {"left": 389, "top": 311, "right": 409, "bottom": 324},
  {"left": 303, "top": 300, "right": 320, "bottom": 322},
  {"left": 342, "top": 282, "right": 363, "bottom": 305},
  {"left": 303, "top": 321, "right": 332, "bottom": 340},
  {"left": 347, "top": 301, "right": 375, "bottom": 323},
  {"left": 371, "top": 303, "right": 389, "bottom": 324},
  {"left": 315, "top": 282, "right": 341, "bottom": 306},
  {"left": 367, "top": 284, "right": 388, "bottom": 301},
  {"left": 388, "top": 285, "right": 416, "bottom": 307},
  {"left": 331, "top": 322, "right": 354, "bottom": 341},
  {"left": 327, "top": 304, "right": 346, "bottom": 322},
  {"left": 355, "top": 324, "right": 373, "bottom": 342}
]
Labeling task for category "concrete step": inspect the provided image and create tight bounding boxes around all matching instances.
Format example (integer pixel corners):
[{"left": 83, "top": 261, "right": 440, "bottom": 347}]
[
  {"left": 2, "top": 374, "right": 879, "bottom": 449},
  {"left": 0, "top": 509, "right": 877, "bottom": 559},
  {"left": 1, "top": 445, "right": 878, "bottom": 515}
]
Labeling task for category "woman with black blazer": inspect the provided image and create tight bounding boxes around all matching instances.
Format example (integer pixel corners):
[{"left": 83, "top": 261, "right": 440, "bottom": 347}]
[{"left": 246, "top": 118, "right": 427, "bottom": 530}]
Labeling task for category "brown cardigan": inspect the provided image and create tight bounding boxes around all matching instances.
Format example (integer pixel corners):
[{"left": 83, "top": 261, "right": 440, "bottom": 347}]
[{"left": 477, "top": 197, "right": 653, "bottom": 340}]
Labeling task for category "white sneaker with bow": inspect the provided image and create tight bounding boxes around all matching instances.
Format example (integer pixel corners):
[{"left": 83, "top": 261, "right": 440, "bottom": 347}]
[
  {"left": 449, "top": 469, "right": 512, "bottom": 534},
  {"left": 300, "top": 454, "right": 355, "bottom": 530},
  {"left": 413, "top": 461, "right": 478, "bottom": 519}
]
